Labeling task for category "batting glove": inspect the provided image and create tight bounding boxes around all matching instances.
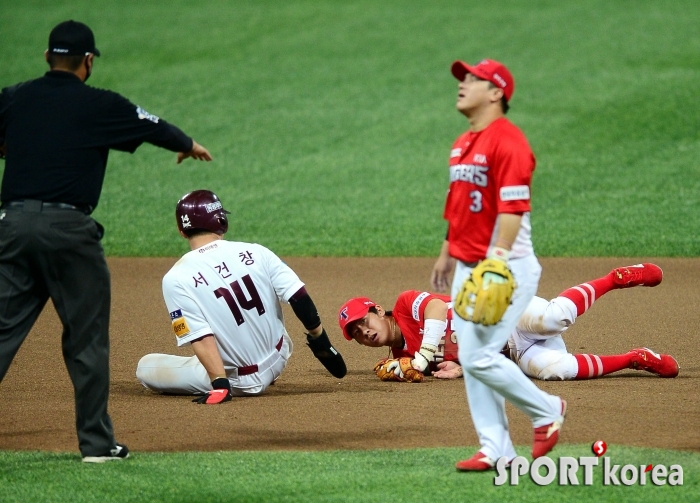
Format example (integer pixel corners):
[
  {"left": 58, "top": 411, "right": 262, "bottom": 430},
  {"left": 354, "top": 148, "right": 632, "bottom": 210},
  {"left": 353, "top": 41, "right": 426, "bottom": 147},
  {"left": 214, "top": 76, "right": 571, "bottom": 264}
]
[
  {"left": 193, "top": 377, "right": 233, "bottom": 404},
  {"left": 384, "top": 359, "right": 404, "bottom": 379},
  {"left": 412, "top": 344, "right": 438, "bottom": 372}
]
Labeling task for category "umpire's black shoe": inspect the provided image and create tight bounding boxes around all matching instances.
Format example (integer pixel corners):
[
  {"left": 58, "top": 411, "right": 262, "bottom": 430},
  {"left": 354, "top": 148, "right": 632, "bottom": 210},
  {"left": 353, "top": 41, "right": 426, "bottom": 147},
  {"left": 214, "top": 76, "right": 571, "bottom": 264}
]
[
  {"left": 306, "top": 329, "right": 347, "bottom": 378},
  {"left": 82, "top": 443, "right": 130, "bottom": 463}
]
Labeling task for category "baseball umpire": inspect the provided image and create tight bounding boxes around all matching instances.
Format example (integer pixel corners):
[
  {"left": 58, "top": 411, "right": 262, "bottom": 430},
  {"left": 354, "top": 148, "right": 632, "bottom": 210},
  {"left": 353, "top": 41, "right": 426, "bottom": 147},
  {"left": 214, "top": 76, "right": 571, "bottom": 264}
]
[{"left": 0, "top": 20, "right": 212, "bottom": 462}]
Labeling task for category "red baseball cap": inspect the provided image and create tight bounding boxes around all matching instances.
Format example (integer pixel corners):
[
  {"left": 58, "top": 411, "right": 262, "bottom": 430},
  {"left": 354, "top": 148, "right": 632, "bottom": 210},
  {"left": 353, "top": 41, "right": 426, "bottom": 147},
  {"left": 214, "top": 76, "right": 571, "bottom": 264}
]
[
  {"left": 338, "top": 297, "right": 377, "bottom": 340},
  {"left": 451, "top": 59, "right": 515, "bottom": 102}
]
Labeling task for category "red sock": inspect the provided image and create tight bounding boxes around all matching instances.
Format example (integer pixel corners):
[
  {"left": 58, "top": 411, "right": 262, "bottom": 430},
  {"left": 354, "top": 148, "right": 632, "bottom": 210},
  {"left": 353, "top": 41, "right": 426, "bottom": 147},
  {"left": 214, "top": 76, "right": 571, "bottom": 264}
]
[
  {"left": 574, "top": 353, "right": 632, "bottom": 379},
  {"left": 558, "top": 273, "right": 616, "bottom": 316}
]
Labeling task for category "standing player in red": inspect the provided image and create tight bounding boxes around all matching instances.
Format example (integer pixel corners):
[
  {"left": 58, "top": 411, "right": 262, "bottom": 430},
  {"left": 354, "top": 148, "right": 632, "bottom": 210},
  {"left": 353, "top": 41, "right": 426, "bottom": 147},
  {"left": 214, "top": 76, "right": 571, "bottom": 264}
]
[
  {"left": 337, "top": 263, "right": 679, "bottom": 382},
  {"left": 429, "top": 59, "right": 565, "bottom": 471}
]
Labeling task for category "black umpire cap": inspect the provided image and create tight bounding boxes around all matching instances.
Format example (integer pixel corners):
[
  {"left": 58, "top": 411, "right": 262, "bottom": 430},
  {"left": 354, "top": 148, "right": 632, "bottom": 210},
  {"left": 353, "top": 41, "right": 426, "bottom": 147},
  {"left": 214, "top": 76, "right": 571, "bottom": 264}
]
[{"left": 48, "top": 20, "right": 101, "bottom": 57}]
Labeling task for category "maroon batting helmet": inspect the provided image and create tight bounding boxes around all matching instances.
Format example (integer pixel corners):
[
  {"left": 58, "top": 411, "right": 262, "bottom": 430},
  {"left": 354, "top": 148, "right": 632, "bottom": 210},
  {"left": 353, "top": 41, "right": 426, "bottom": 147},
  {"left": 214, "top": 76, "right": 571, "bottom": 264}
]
[{"left": 175, "top": 190, "right": 230, "bottom": 235}]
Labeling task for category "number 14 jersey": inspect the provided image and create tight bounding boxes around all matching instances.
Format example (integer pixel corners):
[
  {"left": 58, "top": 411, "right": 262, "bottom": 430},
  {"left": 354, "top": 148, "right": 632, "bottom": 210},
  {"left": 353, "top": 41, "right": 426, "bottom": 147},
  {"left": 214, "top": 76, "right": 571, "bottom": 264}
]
[{"left": 162, "top": 240, "right": 304, "bottom": 370}]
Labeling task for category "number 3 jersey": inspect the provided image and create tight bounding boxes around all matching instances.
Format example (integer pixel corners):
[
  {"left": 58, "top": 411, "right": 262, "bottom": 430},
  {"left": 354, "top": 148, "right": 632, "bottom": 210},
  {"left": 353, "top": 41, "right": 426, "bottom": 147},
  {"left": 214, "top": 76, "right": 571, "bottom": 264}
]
[
  {"left": 162, "top": 240, "right": 304, "bottom": 369},
  {"left": 444, "top": 117, "right": 536, "bottom": 263}
]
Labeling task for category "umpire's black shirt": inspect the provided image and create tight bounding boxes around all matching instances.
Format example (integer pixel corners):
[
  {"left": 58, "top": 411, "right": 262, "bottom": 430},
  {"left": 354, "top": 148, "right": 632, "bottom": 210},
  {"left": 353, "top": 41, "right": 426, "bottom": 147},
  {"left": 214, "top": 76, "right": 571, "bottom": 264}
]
[{"left": 0, "top": 70, "right": 193, "bottom": 210}]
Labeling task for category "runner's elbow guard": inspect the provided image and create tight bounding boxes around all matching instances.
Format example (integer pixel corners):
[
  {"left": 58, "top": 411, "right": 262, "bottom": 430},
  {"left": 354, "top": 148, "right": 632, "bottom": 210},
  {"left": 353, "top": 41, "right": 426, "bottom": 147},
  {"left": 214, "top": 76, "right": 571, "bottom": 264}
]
[{"left": 289, "top": 287, "right": 322, "bottom": 331}]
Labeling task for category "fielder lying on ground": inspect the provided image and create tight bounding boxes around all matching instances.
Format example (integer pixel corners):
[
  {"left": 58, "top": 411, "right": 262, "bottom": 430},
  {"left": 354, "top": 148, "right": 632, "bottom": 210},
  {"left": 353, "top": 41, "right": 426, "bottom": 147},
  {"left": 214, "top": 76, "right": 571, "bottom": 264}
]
[
  {"left": 136, "top": 190, "right": 346, "bottom": 404},
  {"left": 338, "top": 263, "right": 679, "bottom": 382}
]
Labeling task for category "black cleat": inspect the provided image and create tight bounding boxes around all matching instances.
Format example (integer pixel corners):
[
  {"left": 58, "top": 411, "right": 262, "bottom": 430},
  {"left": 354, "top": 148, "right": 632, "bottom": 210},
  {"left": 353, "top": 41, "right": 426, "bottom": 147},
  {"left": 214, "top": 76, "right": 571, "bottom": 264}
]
[
  {"left": 306, "top": 329, "right": 347, "bottom": 378},
  {"left": 82, "top": 443, "right": 130, "bottom": 463}
]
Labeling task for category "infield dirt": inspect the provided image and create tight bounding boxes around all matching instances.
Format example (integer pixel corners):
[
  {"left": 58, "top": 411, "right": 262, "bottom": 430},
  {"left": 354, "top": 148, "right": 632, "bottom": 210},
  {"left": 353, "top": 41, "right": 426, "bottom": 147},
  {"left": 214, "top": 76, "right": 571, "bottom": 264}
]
[{"left": 1, "top": 258, "right": 698, "bottom": 454}]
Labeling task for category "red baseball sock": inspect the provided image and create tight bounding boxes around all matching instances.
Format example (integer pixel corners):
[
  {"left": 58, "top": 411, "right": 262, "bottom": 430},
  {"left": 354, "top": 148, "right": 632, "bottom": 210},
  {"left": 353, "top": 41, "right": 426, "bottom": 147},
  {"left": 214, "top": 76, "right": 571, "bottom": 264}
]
[
  {"left": 558, "top": 273, "right": 616, "bottom": 316},
  {"left": 574, "top": 353, "right": 632, "bottom": 379}
]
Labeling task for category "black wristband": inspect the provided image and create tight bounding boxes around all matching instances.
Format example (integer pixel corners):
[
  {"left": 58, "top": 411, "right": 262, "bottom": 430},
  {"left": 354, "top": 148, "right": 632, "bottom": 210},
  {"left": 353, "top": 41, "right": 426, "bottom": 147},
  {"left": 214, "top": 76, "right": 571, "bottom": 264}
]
[{"left": 211, "top": 377, "right": 231, "bottom": 392}]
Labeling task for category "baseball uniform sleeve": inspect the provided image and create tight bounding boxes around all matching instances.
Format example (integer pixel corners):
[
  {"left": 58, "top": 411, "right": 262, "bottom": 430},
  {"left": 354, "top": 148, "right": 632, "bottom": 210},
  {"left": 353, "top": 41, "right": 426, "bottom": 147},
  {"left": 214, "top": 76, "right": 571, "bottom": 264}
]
[
  {"left": 396, "top": 290, "right": 450, "bottom": 323},
  {"left": 256, "top": 245, "right": 305, "bottom": 303},
  {"left": 391, "top": 291, "right": 425, "bottom": 354},
  {"left": 492, "top": 133, "right": 535, "bottom": 214},
  {"left": 162, "top": 272, "right": 215, "bottom": 347}
]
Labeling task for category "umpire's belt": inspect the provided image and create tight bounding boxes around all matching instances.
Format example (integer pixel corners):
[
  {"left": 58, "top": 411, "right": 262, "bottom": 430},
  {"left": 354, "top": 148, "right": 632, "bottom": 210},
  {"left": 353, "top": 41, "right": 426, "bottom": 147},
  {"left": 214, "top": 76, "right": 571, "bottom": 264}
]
[
  {"left": 236, "top": 336, "right": 285, "bottom": 376},
  {"left": 1, "top": 199, "right": 93, "bottom": 215}
]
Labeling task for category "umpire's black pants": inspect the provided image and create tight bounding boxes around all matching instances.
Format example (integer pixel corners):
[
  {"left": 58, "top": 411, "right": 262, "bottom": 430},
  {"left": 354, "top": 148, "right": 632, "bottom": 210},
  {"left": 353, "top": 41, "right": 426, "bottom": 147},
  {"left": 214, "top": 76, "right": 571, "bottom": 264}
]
[{"left": 0, "top": 204, "right": 116, "bottom": 457}]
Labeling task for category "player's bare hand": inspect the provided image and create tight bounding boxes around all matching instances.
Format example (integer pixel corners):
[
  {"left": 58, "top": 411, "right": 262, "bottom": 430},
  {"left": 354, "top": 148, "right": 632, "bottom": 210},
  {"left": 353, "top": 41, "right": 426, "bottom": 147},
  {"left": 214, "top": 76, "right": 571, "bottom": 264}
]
[
  {"left": 431, "top": 255, "right": 455, "bottom": 293},
  {"left": 433, "top": 361, "right": 463, "bottom": 379},
  {"left": 177, "top": 140, "right": 213, "bottom": 163}
]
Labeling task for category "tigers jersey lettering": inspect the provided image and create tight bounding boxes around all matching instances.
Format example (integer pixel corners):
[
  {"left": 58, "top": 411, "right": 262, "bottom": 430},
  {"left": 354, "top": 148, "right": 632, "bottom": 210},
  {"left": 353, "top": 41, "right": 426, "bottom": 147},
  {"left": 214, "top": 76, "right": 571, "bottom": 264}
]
[{"left": 443, "top": 117, "right": 536, "bottom": 263}]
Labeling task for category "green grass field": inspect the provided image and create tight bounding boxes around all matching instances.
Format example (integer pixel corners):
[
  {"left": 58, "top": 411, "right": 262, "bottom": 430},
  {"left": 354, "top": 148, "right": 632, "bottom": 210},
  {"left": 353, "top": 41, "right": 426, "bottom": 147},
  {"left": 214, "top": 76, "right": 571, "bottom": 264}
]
[
  {"left": 1, "top": 446, "right": 698, "bottom": 503},
  {"left": 2, "top": 0, "right": 699, "bottom": 257},
  {"left": 1, "top": 1, "right": 699, "bottom": 501}
]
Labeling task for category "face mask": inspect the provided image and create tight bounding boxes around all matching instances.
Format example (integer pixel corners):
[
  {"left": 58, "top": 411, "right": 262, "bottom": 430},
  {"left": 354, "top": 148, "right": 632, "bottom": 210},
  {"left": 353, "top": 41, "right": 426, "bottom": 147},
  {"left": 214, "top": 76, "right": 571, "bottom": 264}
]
[{"left": 83, "top": 56, "right": 92, "bottom": 82}]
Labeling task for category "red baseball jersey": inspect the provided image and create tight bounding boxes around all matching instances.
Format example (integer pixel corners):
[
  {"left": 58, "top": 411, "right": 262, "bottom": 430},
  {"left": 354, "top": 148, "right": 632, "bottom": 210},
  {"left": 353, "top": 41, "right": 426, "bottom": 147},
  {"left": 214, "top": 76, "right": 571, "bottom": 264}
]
[
  {"left": 443, "top": 117, "right": 536, "bottom": 263},
  {"left": 390, "top": 290, "right": 458, "bottom": 372}
]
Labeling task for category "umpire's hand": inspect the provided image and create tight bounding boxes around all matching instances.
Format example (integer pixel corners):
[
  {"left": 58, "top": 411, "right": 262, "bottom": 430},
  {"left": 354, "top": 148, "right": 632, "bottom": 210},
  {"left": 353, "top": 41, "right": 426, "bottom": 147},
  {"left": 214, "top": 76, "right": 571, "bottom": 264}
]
[{"left": 177, "top": 140, "right": 213, "bottom": 163}]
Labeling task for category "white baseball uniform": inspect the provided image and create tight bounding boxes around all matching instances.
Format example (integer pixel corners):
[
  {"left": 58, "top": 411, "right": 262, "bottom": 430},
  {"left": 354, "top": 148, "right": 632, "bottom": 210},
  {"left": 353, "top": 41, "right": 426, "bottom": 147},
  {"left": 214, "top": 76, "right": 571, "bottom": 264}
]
[
  {"left": 391, "top": 289, "right": 581, "bottom": 381},
  {"left": 452, "top": 258, "right": 562, "bottom": 461},
  {"left": 508, "top": 295, "right": 580, "bottom": 381},
  {"left": 136, "top": 240, "right": 304, "bottom": 396}
]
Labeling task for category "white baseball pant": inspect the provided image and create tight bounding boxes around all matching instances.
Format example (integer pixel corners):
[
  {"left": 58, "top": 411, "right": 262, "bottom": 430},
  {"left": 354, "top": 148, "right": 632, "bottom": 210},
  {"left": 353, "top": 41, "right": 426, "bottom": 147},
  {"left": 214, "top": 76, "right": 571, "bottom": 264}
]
[
  {"left": 511, "top": 295, "right": 580, "bottom": 381},
  {"left": 452, "top": 255, "right": 563, "bottom": 461},
  {"left": 136, "top": 334, "right": 293, "bottom": 397}
]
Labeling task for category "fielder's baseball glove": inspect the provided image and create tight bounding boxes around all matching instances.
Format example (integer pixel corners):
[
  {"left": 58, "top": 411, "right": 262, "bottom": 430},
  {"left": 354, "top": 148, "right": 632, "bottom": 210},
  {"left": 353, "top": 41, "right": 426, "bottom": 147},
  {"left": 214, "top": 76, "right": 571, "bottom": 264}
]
[
  {"left": 374, "top": 357, "right": 424, "bottom": 383},
  {"left": 453, "top": 258, "right": 516, "bottom": 326}
]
